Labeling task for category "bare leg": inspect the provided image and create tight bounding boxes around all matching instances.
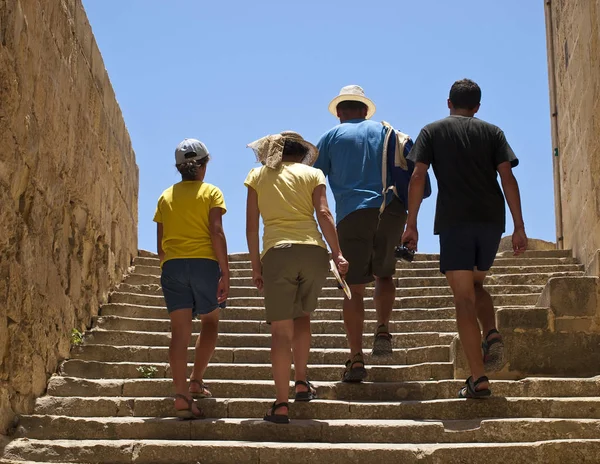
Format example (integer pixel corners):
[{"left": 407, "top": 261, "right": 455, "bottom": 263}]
[
  {"left": 474, "top": 270, "right": 498, "bottom": 338},
  {"left": 270, "top": 319, "right": 294, "bottom": 415},
  {"left": 374, "top": 276, "right": 395, "bottom": 327},
  {"left": 190, "top": 308, "right": 220, "bottom": 394},
  {"left": 343, "top": 284, "right": 366, "bottom": 358},
  {"left": 446, "top": 271, "right": 489, "bottom": 390},
  {"left": 292, "top": 315, "right": 311, "bottom": 394},
  {"left": 169, "top": 308, "right": 202, "bottom": 414}
]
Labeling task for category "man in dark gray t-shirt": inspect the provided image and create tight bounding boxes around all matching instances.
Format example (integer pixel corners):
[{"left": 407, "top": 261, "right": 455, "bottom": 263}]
[{"left": 402, "top": 79, "right": 528, "bottom": 399}]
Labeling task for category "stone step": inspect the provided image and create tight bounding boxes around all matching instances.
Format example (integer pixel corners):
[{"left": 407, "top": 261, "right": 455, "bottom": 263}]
[
  {"left": 115, "top": 283, "right": 545, "bottom": 299},
  {"left": 108, "top": 292, "right": 540, "bottom": 309},
  {"left": 22, "top": 396, "right": 600, "bottom": 421},
  {"left": 69, "top": 344, "right": 450, "bottom": 365},
  {"left": 132, "top": 263, "right": 585, "bottom": 279},
  {"left": 133, "top": 256, "right": 579, "bottom": 270},
  {"left": 44, "top": 377, "right": 600, "bottom": 401},
  {"left": 82, "top": 330, "right": 456, "bottom": 348},
  {"left": 132, "top": 262, "right": 583, "bottom": 277},
  {"left": 14, "top": 416, "right": 600, "bottom": 445},
  {"left": 92, "top": 315, "right": 458, "bottom": 334},
  {"left": 122, "top": 270, "right": 585, "bottom": 287},
  {"left": 136, "top": 248, "right": 572, "bottom": 261},
  {"left": 59, "top": 360, "right": 454, "bottom": 381},
  {"left": 4, "top": 438, "right": 599, "bottom": 464},
  {"left": 101, "top": 302, "right": 509, "bottom": 321}
]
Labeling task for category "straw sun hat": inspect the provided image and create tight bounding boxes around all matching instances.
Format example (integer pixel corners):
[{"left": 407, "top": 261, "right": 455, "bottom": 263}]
[
  {"left": 247, "top": 131, "right": 319, "bottom": 169},
  {"left": 328, "top": 85, "right": 376, "bottom": 119}
]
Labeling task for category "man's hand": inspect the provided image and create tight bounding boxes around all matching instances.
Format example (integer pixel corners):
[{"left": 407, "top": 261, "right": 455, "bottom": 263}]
[
  {"left": 402, "top": 225, "right": 419, "bottom": 252},
  {"left": 512, "top": 227, "right": 528, "bottom": 256},
  {"left": 252, "top": 269, "right": 264, "bottom": 291},
  {"left": 217, "top": 275, "right": 229, "bottom": 303},
  {"left": 333, "top": 253, "right": 349, "bottom": 278}
]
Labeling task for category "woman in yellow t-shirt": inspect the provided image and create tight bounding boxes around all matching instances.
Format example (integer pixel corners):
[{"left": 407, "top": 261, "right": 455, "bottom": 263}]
[
  {"left": 154, "top": 138, "right": 229, "bottom": 419},
  {"left": 245, "top": 131, "right": 348, "bottom": 424}
]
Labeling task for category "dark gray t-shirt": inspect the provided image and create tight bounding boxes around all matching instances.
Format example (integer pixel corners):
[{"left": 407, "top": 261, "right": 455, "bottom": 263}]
[{"left": 407, "top": 116, "right": 518, "bottom": 234}]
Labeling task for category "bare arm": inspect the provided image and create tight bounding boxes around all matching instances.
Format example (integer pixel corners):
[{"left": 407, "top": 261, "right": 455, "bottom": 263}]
[
  {"left": 156, "top": 223, "right": 165, "bottom": 263},
  {"left": 497, "top": 161, "right": 527, "bottom": 254},
  {"left": 497, "top": 162, "right": 524, "bottom": 229},
  {"left": 209, "top": 207, "right": 230, "bottom": 301},
  {"left": 312, "top": 185, "right": 348, "bottom": 274},
  {"left": 245, "top": 187, "right": 264, "bottom": 289},
  {"left": 401, "top": 162, "right": 430, "bottom": 250}
]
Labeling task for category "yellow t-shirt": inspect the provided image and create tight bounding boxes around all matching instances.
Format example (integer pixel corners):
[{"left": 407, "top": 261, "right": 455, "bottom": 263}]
[
  {"left": 244, "top": 162, "right": 327, "bottom": 257},
  {"left": 153, "top": 181, "right": 226, "bottom": 264}
]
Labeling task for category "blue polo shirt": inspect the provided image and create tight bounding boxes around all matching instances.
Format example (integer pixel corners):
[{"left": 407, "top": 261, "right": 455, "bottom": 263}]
[{"left": 315, "top": 119, "right": 388, "bottom": 224}]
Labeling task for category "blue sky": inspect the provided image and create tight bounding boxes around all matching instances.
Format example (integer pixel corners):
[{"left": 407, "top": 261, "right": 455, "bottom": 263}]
[{"left": 83, "top": 0, "right": 554, "bottom": 254}]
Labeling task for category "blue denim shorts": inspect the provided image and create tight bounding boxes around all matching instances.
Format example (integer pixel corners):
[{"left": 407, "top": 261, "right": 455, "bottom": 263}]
[{"left": 160, "top": 258, "right": 226, "bottom": 317}]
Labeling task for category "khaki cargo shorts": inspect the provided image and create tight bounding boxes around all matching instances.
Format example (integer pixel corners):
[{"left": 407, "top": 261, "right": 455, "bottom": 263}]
[
  {"left": 337, "top": 197, "right": 407, "bottom": 285},
  {"left": 261, "top": 244, "right": 330, "bottom": 323}
]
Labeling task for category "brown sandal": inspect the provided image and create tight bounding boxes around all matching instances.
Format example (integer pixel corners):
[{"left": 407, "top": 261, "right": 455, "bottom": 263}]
[
  {"left": 174, "top": 393, "right": 205, "bottom": 420},
  {"left": 189, "top": 379, "right": 212, "bottom": 399}
]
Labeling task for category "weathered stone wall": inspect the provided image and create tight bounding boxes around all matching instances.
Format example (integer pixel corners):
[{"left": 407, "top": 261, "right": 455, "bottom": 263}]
[
  {"left": 0, "top": 0, "right": 138, "bottom": 433},
  {"left": 548, "top": 0, "right": 600, "bottom": 274}
]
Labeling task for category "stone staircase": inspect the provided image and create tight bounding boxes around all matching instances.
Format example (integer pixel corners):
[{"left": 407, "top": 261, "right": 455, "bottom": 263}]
[{"left": 4, "top": 249, "right": 600, "bottom": 463}]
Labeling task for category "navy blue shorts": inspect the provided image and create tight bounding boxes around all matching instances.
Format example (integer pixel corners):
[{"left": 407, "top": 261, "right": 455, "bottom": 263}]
[
  {"left": 160, "top": 258, "right": 226, "bottom": 317},
  {"left": 439, "top": 223, "right": 503, "bottom": 274}
]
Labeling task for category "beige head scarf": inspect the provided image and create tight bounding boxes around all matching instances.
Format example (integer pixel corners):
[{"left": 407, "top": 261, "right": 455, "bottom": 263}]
[{"left": 247, "top": 131, "right": 319, "bottom": 169}]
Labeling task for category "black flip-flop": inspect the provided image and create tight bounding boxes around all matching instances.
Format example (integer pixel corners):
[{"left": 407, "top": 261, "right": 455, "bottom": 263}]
[
  {"left": 294, "top": 380, "right": 316, "bottom": 402},
  {"left": 263, "top": 401, "right": 290, "bottom": 424},
  {"left": 458, "top": 375, "right": 492, "bottom": 399}
]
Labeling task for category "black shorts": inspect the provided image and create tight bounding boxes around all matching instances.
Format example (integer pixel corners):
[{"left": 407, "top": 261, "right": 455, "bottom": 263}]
[{"left": 439, "top": 223, "right": 503, "bottom": 274}]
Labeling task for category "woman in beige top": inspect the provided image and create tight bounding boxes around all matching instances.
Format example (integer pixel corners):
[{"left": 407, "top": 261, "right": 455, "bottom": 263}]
[{"left": 245, "top": 131, "right": 348, "bottom": 424}]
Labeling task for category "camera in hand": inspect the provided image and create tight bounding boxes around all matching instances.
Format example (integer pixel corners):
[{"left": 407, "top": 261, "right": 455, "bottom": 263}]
[{"left": 394, "top": 243, "right": 415, "bottom": 263}]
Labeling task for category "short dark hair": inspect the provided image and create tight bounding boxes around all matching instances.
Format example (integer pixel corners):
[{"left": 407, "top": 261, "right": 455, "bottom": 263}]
[
  {"left": 449, "top": 79, "right": 481, "bottom": 110},
  {"left": 336, "top": 100, "right": 368, "bottom": 113},
  {"left": 282, "top": 139, "right": 308, "bottom": 158},
  {"left": 176, "top": 156, "right": 209, "bottom": 181}
]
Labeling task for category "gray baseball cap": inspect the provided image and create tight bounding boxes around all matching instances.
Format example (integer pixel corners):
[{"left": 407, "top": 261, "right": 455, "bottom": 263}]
[{"left": 175, "top": 138, "right": 209, "bottom": 164}]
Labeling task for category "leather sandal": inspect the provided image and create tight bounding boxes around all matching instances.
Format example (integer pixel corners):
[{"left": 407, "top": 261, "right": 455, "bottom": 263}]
[
  {"left": 372, "top": 324, "right": 393, "bottom": 357},
  {"left": 174, "top": 393, "right": 205, "bottom": 419},
  {"left": 458, "top": 376, "right": 491, "bottom": 399},
  {"left": 189, "top": 379, "right": 212, "bottom": 399},
  {"left": 482, "top": 329, "right": 505, "bottom": 372},
  {"left": 294, "top": 380, "right": 317, "bottom": 402},
  {"left": 263, "top": 401, "right": 290, "bottom": 424},
  {"left": 342, "top": 353, "right": 367, "bottom": 383}
]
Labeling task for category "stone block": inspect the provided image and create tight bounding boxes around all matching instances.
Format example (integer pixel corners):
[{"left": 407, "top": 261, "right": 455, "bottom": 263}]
[
  {"left": 496, "top": 307, "right": 551, "bottom": 331},
  {"left": 453, "top": 332, "right": 600, "bottom": 379},
  {"left": 554, "top": 317, "right": 600, "bottom": 333},
  {"left": 537, "top": 276, "right": 599, "bottom": 317}
]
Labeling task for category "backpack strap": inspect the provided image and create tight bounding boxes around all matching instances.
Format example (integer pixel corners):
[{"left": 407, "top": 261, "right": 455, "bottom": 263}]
[
  {"left": 380, "top": 122, "right": 411, "bottom": 215},
  {"left": 380, "top": 121, "right": 395, "bottom": 215}
]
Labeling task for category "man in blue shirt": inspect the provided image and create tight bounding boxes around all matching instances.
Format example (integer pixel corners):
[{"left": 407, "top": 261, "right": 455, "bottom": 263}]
[{"left": 315, "top": 85, "right": 408, "bottom": 382}]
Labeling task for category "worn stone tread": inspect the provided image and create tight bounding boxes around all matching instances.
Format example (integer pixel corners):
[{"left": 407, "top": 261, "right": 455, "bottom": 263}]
[
  {"left": 81, "top": 330, "right": 457, "bottom": 348},
  {"left": 91, "top": 316, "right": 458, "bottom": 334},
  {"left": 3, "top": 438, "right": 600, "bottom": 464},
  {"left": 69, "top": 344, "right": 449, "bottom": 365},
  {"left": 59, "top": 359, "right": 454, "bottom": 381},
  {"left": 28, "top": 396, "right": 600, "bottom": 420},
  {"left": 44, "top": 376, "right": 600, "bottom": 400},
  {"left": 15, "top": 416, "right": 600, "bottom": 443}
]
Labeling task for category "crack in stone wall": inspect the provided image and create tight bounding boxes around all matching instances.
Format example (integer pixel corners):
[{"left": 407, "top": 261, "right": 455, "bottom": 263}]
[{"left": 0, "top": 0, "right": 138, "bottom": 433}]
